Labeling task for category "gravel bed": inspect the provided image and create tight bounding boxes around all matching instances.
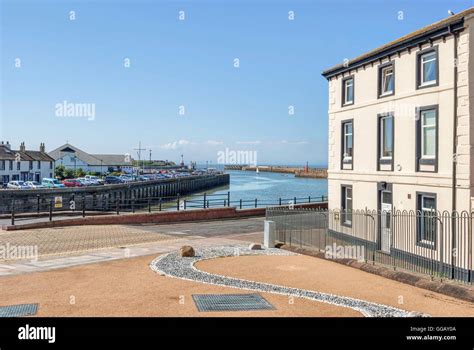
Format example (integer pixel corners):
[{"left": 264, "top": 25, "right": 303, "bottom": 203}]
[{"left": 150, "top": 245, "right": 427, "bottom": 317}]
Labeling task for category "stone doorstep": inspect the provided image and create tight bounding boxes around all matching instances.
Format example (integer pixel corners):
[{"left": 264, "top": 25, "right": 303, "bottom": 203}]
[{"left": 280, "top": 245, "right": 474, "bottom": 304}]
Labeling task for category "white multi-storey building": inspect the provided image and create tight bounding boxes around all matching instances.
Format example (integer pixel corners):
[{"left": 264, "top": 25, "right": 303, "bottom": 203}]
[
  {"left": 323, "top": 8, "right": 474, "bottom": 217},
  {"left": 322, "top": 8, "right": 474, "bottom": 273}
]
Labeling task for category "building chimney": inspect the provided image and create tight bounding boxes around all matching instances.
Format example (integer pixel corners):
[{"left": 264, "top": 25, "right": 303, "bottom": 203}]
[
  {"left": 20, "top": 142, "right": 26, "bottom": 152},
  {"left": 40, "top": 143, "right": 45, "bottom": 153}
]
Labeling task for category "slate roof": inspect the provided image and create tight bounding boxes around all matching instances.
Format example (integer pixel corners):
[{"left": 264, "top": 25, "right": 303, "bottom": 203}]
[
  {"left": 0, "top": 145, "right": 54, "bottom": 162},
  {"left": 322, "top": 7, "right": 473, "bottom": 79},
  {"left": 48, "top": 144, "right": 132, "bottom": 166}
]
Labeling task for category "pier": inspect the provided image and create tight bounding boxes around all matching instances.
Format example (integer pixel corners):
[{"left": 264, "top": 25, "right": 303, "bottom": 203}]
[
  {"left": 224, "top": 165, "right": 327, "bottom": 178},
  {"left": 0, "top": 174, "right": 229, "bottom": 214}
]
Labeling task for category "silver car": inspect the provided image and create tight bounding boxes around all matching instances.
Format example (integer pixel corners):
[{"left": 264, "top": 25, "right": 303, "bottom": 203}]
[{"left": 7, "top": 181, "right": 31, "bottom": 189}]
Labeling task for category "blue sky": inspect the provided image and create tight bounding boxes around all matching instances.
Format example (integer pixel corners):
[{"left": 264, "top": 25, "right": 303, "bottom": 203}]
[{"left": 1, "top": 0, "right": 471, "bottom": 166}]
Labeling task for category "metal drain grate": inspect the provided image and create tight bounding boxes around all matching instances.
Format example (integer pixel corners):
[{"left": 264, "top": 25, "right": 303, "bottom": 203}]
[
  {"left": 192, "top": 294, "right": 275, "bottom": 312},
  {"left": 0, "top": 303, "right": 39, "bottom": 317}
]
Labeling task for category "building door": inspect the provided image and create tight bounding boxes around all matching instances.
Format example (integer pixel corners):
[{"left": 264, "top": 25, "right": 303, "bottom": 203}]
[
  {"left": 380, "top": 190, "right": 392, "bottom": 253},
  {"left": 35, "top": 173, "right": 40, "bottom": 182}
]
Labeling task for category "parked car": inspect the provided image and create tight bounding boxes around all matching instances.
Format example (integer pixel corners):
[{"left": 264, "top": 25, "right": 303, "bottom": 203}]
[
  {"left": 76, "top": 177, "right": 94, "bottom": 186},
  {"left": 62, "top": 179, "right": 84, "bottom": 188},
  {"left": 7, "top": 181, "right": 31, "bottom": 189},
  {"left": 85, "top": 175, "right": 104, "bottom": 185},
  {"left": 119, "top": 175, "right": 134, "bottom": 183},
  {"left": 41, "top": 178, "right": 66, "bottom": 188},
  {"left": 25, "top": 181, "right": 46, "bottom": 189},
  {"left": 104, "top": 176, "right": 124, "bottom": 184}
]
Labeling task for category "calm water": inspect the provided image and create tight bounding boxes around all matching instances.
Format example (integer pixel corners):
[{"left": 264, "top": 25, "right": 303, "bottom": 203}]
[{"left": 194, "top": 170, "right": 327, "bottom": 203}]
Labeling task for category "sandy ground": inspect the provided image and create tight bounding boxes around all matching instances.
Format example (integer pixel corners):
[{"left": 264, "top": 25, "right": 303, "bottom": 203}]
[
  {"left": 1, "top": 248, "right": 472, "bottom": 317},
  {"left": 196, "top": 255, "right": 474, "bottom": 317},
  {"left": 0, "top": 254, "right": 360, "bottom": 317}
]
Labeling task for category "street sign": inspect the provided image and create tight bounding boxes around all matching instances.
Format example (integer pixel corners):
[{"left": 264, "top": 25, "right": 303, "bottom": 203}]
[{"left": 54, "top": 196, "right": 63, "bottom": 209}]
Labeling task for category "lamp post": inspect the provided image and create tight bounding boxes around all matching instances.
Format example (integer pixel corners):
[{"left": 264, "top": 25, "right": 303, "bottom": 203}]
[{"left": 149, "top": 149, "right": 152, "bottom": 173}]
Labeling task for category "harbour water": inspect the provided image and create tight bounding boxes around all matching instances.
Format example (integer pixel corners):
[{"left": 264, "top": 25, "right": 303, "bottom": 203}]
[{"left": 194, "top": 170, "right": 328, "bottom": 204}]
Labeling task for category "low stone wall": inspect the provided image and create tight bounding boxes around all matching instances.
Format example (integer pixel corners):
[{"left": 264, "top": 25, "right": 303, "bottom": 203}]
[
  {"left": 2, "top": 202, "right": 328, "bottom": 231},
  {"left": 0, "top": 174, "right": 230, "bottom": 214},
  {"left": 295, "top": 169, "right": 328, "bottom": 179}
]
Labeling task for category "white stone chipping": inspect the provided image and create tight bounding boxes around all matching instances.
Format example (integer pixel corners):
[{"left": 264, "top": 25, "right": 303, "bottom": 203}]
[{"left": 150, "top": 245, "right": 427, "bottom": 317}]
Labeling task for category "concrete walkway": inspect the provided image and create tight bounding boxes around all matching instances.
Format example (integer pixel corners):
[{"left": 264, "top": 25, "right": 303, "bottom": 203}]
[{"left": 0, "top": 218, "right": 264, "bottom": 276}]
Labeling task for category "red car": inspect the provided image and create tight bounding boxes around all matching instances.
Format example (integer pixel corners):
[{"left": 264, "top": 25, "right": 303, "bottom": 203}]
[{"left": 62, "top": 179, "right": 84, "bottom": 187}]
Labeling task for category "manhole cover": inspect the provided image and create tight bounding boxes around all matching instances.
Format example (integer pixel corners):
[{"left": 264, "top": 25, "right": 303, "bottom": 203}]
[
  {"left": 192, "top": 294, "right": 275, "bottom": 312},
  {"left": 0, "top": 303, "right": 38, "bottom": 317}
]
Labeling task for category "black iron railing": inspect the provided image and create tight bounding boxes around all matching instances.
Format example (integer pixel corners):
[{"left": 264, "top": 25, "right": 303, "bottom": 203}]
[
  {"left": 6, "top": 193, "right": 327, "bottom": 225},
  {"left": 266, "top": 207, "right": 473, "bottom": 285}
]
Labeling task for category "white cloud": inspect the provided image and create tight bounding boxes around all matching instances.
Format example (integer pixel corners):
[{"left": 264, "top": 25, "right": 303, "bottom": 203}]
[
  {"left": 160, "top": 139, "right": 190, "bottom": 150},
  {"left": 235, "top": 140, "right": 261, "bottom": 145},
  {"left": 281, "top": 140, "right": 309, "bottom": 145},
  {"left": 205, "top": 140, "right": 224, "bottom": 146}
]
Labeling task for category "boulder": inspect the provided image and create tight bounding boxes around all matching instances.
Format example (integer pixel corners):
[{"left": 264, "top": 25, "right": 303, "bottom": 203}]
[
  {"left": 249, "top": 243, "right": 262, "bottom": 250},
  {"left": 180, "top": 245, "right": 195, "bottom": 257},
  {"left": 407, "top": 311, "right": 429, "bottom": 317}
]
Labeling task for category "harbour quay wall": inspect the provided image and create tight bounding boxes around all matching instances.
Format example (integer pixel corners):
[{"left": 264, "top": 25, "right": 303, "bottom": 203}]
[
  {"left": 0, "top": 174, "right": 229, "bottom": 214},
  {"left": 294, "top": 168, "right": 327, "bottom": 179},
  {"left": 224, "top": 165, "right": 327, "bottom": 178}
]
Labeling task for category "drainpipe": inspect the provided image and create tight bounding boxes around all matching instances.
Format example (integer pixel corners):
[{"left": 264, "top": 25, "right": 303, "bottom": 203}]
[{"left": 451, "top": 31, "right": 459, "bottom": 279}]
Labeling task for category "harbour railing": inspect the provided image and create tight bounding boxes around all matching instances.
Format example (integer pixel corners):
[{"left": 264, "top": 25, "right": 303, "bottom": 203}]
[
  {"left": 266, "top": 207, "right": 473, "bottom": 285},
  {"left": 5, "top": 192, "right": 327, "bottom": 224}
]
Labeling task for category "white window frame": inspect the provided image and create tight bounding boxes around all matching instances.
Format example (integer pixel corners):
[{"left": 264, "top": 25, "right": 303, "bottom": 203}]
[
  {"left": 342, "top": 186, "right": 352, "bottom": 225},
  {"left": 380, "top": 115, "right": 393, "bottom": 160},
  {"left": 380, "top": 66, "right": 394, "bottom": 95},
  {"left": 421, "top": 109, "right": 436, "bottom": 159},
  {"left": 419, "top": 194, "right": 436, "bottom": 245},
  {"left": 420, "top": 52, "right": 437, "bottom": 87},
  {"left": 343, "top": 122, "right": 353, "bottom": 161},
  {"left": 343, "top": 78, "right": 354, "bottom": 105}
]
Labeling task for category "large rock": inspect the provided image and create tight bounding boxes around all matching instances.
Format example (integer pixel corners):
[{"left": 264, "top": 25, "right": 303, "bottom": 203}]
[
  {"left": 249, "top": 243, "right": 262, "bottom": 250},
  {"left": 407, "top": 311, "right": 429, "bottom": 317},
  {"left": 180, "top": 245, "right": 195, "bottom": 257}
]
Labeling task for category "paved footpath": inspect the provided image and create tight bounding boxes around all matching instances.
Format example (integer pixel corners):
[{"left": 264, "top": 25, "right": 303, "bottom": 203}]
[{"left": 0, "top": 218, "right": 264, "bottom": 276}]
